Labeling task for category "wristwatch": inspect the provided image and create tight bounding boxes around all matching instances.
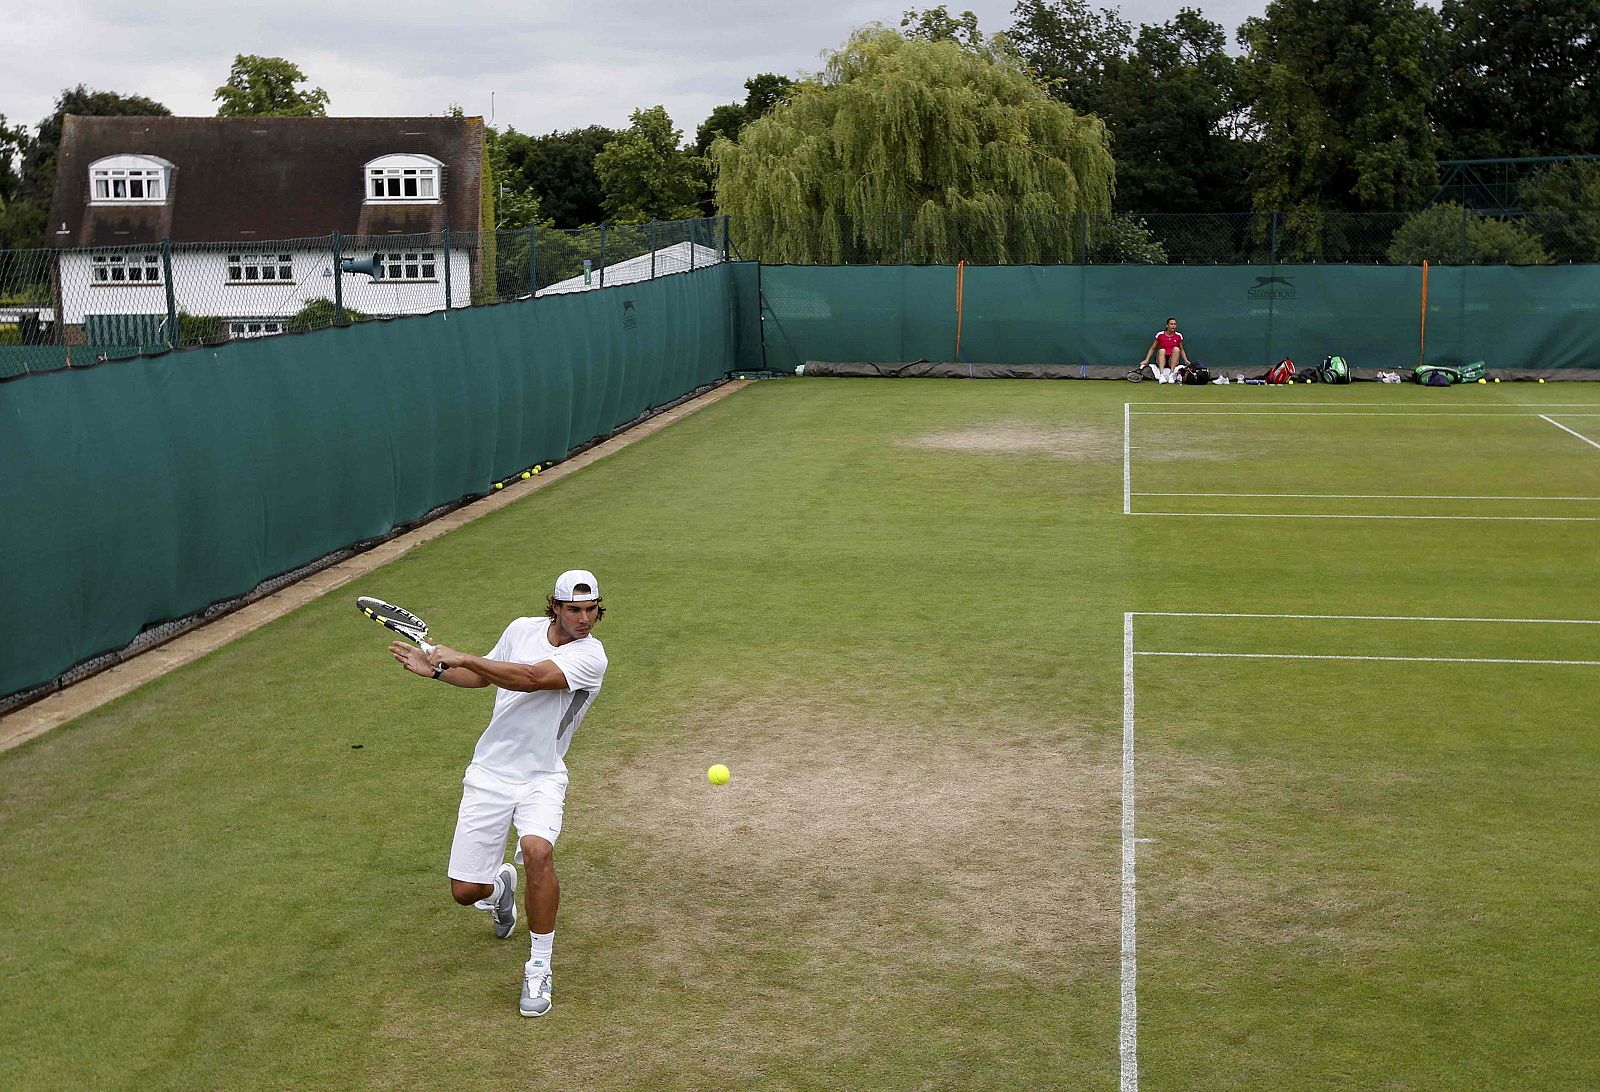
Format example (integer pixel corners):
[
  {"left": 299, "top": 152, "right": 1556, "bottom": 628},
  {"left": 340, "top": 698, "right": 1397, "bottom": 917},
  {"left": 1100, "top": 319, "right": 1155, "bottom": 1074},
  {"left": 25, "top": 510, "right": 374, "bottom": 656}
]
[{"left": 431, "top": 661, "right": 448, "bottom": 680}]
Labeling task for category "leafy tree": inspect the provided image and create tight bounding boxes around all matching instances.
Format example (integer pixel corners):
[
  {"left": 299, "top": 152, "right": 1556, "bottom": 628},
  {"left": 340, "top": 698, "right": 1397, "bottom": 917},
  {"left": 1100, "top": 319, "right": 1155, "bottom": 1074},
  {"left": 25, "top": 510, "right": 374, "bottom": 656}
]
[
  {"left": 505, "top": 125, "right": 617, "bottom": 227},
  {"left": 1241, "top": 0, "right": 1442, "bottom": 256},
  {"left": 1086, "top": 214, "right": 1167, "bottom": 262},
  {"left": 9, "top": 86, "right": 170, "bottom": 248},
  {"left": 485, "top": 125, "right": 541, "bottom": 230},
  {"left": 693, "top": 74, "right": 795, "bottom": 156},
  {"left": 1006, "top": 0, "right": 1131, "bottom": 116},
  {"left": 1436, "top": 0, "right": 1600, "bottom": 159},
  {"left": 1385, "top": 203, "right": 1548, "bottom": 264},
  {"left": 594, "top": 106, "right": 701, "bottom": 223},
  {"left": 900, "top": 5, "right": 986, "bottom": 47},
  {"left": 1094, "top": 9, "right": 1251, "bottom": 212},
  {"left": 214, "top": 55, "right": 330, "bottom": 118},
  {"left": 712, "top": 27, "right": 1113, "bottom": 263},
  {"left": 0, "top": 115, "right": 26, "bottom": 206},
  {"left": 1518, "top": 161, "right": 1600, "bottom": 261}
]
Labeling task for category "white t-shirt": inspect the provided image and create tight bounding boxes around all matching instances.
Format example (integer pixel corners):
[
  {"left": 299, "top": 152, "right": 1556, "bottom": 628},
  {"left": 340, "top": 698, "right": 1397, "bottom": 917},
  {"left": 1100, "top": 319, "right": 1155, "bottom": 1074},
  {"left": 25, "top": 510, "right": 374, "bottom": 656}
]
[{"left": 468, "top": 617, "right": 608, "bottom": 780}]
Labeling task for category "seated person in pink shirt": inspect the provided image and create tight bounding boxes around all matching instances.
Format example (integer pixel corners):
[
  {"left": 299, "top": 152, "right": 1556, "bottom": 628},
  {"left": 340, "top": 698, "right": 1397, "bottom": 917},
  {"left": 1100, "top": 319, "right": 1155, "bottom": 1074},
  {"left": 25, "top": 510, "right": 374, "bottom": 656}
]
[{"left": 1137, "top": 318, "right": 1191, "bottom": 383}]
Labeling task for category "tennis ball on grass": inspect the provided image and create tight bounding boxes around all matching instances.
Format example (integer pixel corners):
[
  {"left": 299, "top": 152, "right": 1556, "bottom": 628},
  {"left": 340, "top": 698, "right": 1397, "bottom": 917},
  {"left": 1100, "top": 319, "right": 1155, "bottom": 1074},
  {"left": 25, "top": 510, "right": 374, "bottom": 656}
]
[
  {"left": 707, "top": 763, "right": 731, "bottom": 786},
  {"left": 1478, "top": 378, "right": 1486, "bottom": 384},
  {"left": 1540, "top": 378, "right": 1546, "bottom": 384}
]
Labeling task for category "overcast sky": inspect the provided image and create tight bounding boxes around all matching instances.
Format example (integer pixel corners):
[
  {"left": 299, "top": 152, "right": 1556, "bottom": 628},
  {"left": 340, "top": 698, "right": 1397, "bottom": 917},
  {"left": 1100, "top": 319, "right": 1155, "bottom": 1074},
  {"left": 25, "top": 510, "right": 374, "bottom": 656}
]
[{"left": 4, "top": 0, "right": 1267, "bottom": 141}]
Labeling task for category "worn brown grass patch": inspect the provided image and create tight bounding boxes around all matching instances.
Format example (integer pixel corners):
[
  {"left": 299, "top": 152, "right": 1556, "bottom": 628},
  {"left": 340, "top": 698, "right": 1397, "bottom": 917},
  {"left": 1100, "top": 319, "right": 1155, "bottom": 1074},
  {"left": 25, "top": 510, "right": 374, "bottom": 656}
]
[
  {"left": 581, "top": 690, "right": 1118, "bottom": 982},
  {"left": 902, "top": 418, "right": 1237, "bottom": 462}
]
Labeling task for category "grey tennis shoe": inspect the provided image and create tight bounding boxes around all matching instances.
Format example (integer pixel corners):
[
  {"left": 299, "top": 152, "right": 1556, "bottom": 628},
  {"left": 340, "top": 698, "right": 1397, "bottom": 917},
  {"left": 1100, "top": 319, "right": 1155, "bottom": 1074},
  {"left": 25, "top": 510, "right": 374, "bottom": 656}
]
[
  {"left": 520, "top": 962, "right": 553, "bottom": 1018},
  {"left": 491, "top": 863, "right": 518, "bottom": 939}
]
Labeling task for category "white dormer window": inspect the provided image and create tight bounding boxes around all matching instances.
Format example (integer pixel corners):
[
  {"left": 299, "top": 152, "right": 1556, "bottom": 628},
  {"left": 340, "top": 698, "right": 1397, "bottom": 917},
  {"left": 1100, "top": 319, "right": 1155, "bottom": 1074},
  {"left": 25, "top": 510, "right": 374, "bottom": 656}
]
[
  {"left": 365, "top": 154, "right": 443, "bottom": 203},
  {"left": 89, "top": 154, "right": 173, "bottom": 204}
]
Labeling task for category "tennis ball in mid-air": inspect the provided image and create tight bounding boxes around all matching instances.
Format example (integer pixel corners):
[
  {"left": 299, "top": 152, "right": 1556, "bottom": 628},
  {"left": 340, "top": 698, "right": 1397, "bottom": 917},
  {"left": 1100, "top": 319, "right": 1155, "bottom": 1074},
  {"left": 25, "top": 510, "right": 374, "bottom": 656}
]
[{"left": 707, "top": 763, "right": 731, "bottom": 786}]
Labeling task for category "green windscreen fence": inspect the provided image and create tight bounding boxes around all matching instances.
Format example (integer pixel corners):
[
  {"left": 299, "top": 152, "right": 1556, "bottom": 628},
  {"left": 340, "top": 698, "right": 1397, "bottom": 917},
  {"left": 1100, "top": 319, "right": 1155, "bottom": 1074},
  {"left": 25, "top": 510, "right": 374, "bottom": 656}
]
[
  {"left": 1, "top": 263, "right": 761, "bottom": 700},
  {"left": 759, "top": 265, "right": 1600, "bottom": 374}
]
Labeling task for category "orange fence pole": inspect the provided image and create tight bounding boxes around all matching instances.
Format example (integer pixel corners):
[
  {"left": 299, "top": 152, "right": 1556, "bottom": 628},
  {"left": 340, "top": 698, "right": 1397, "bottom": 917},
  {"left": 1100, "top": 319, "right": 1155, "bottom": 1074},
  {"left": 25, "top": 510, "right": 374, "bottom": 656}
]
[
  {"left": 954, "top": 261, "right": 966, "bottom": 363},
  {"left": 1418, "top": 260, "right": 1429, "bottom": 367}
]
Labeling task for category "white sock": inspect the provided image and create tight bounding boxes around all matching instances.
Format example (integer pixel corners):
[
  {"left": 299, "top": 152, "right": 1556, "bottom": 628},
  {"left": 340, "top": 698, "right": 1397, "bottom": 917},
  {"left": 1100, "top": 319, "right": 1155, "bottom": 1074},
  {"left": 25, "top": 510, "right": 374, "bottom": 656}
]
[
  {"left": 475, "top": 871, "right": 507, "bottom": 911},
  {"left": 528, "top": 929, "right": 554, "bottom": 970}
]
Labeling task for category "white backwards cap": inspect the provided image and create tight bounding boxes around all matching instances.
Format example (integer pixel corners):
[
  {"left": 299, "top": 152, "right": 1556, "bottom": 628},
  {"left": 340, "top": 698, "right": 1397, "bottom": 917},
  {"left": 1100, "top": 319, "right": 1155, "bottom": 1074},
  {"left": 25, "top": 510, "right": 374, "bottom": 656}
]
[{"left": 552, "top": 569, "right": 600, "bottom": 602}]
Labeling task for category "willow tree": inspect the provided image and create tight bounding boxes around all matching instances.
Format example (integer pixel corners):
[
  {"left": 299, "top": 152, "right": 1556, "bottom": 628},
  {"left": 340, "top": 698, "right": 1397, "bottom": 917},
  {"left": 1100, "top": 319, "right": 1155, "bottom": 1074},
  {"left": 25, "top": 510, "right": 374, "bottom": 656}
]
[{"left": 710, "top": 27, "right": 1113, "bottom": 264}]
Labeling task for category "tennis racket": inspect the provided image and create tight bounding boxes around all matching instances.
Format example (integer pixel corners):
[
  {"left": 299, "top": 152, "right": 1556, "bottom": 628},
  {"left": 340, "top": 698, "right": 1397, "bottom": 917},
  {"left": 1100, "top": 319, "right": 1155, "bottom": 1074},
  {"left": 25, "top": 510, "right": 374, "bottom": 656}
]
[{"left": 355, "top": 596, "right": 435, "bottom": 655}]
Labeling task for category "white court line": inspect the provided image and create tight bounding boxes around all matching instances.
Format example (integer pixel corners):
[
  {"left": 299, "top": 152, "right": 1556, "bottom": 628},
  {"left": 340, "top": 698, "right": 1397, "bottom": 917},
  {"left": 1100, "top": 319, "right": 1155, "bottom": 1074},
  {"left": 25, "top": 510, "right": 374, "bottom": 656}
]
[
  {"left": 1126, "top": 402, "right": 1600, "bottom": 407},
  {"left": 1123, "top": 402, "right": 1132, "bottom": 516},
  {"left": 1133, "top": 492, "right": 1600, "bottom": 501},
  {"left": 1132, "top": 611, "right": 1600, "bottom": 624},
  {"left": 1131, "top": 511, "right": 1600, "bottom": 522},
  {"left": 1137, "top": 651, "right": 1600, "bottom": 666},
  {"left": 1132, "top": 409, "right": 1580, "bottom": 413},
  {"left": 1120, "top": 613, "right": 1139, "bottom": 1092},
  {"left": 1119, "top": 608, "right": 1600, "bottom": 1085},
  {"left": 1540, "top": 415, "right": 1600, "bottom": 451}
]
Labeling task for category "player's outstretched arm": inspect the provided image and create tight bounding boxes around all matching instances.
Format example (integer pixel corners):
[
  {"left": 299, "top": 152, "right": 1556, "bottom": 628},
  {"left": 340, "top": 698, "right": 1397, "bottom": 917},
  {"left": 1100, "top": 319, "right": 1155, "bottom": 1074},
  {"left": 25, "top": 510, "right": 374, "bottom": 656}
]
[
  {"left": 390, "top": 640, "right": 491, "bottom": 687},
  {"left": 429, "top": 645, "right": 570, "bottom": 693}
]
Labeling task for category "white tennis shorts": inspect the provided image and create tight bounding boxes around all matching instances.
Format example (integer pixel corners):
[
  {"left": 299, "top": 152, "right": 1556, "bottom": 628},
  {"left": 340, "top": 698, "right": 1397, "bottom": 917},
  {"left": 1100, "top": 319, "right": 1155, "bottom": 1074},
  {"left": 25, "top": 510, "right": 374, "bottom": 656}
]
[{"left": 447, "top": 762, "right": 568, "bottom": 884}]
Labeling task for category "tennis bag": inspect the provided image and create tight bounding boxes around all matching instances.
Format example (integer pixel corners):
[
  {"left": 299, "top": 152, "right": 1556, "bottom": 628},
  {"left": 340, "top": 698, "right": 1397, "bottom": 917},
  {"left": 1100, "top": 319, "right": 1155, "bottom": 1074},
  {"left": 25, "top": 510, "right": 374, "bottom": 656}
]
[
  {"left": 1265, "top": 358, "right": 1296, "bottom": 384},
  {"left": 1313, "top": 355, "right": 1351, "bottom": 384},
  {"left": 1414, "top": 361, "right": 1486, "bottom": 386},
  {"left": 1182, "top": 363, "right": 1213, "bottom": 385}
]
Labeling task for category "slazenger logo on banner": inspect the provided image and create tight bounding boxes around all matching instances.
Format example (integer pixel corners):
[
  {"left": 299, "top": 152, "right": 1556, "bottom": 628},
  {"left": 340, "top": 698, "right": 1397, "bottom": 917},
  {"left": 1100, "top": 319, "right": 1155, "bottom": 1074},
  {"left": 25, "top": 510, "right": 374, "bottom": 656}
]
[
  {"left": 622, "top": 299, "right": 638, "bottom": 330},
  {"left": 1247, "top": 276, "right": 1296, "bottom": 300}
]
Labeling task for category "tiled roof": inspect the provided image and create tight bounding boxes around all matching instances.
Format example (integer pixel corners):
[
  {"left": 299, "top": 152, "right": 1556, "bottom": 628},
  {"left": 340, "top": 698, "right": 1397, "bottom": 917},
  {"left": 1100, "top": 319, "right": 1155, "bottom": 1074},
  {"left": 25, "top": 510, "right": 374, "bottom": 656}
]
[{"left": 49, "top": 115, "right": 483, "bottom": 247}]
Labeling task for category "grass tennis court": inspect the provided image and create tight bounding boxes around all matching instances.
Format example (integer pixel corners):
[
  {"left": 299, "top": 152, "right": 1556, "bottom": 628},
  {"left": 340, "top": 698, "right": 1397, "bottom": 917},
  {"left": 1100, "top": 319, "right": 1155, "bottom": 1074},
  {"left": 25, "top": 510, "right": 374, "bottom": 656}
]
[{"left": 3, "top": 379, "right": 1597, "bottom": 1090}]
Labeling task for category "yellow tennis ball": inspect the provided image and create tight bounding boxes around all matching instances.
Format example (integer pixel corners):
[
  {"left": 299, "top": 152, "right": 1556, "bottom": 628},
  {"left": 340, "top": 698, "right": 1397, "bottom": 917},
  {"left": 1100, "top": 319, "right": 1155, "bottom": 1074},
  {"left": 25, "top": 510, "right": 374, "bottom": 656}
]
[
  {"left": 1539, "top": 378, "right": 1546, "bottom": 384},
  {"left": 1478, "top": 377, "right": 1486, "bottom": 384},
  {"left": 493, "top": 482, "right": 504, "bottom": 490},
  {"left": 707, "top": 763, "right": 730, "bottom": 786},
  {"left": 521, "top": 471, "right": 532, "bottom": 479},
  {"left": 1493, "top": 377, "right": 1501, "bottom": 383},
  {"left": 532, "top": 465, "right": 541, "bottom": 474}
]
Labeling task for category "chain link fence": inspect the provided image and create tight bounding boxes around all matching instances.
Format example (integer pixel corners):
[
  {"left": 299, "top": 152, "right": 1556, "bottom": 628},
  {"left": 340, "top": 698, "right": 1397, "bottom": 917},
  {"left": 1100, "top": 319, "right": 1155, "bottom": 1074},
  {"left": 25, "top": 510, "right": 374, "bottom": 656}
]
[
  {"left": 6, "top": 209, "right": 1599, "bottom": 379},
  {"left": 725, "top": 209, "right": 1600, "bottom": 266},
  {"left": 0, "top": 217, "right": 731, "bottom": 379}
]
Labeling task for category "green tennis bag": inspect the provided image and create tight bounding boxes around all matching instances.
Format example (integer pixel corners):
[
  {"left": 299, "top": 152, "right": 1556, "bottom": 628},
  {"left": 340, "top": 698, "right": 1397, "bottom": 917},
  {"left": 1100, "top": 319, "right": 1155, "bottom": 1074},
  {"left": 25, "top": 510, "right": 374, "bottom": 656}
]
[
  {"left": 1414, "top": 360, "right": 1487, "bottom": 386},
  {"left": 1316, "top": 355, "right": 1351, "bottom": 383}
]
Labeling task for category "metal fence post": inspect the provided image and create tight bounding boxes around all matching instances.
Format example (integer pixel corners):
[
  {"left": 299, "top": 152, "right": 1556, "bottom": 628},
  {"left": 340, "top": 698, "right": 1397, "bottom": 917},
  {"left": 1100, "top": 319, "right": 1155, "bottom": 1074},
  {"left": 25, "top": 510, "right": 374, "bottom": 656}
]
[
  {"left": 1079, "top": 211, "right": 1090, "bottom": 265},
  {"left": 599, "top": 223, "right": 607, "bottom": 287},
  {"left": 332, "top": 232, "right": 345, "bottom": 326},
  {"left": 900, "top": 212, "right": 908, "bottom": 264},
  {"left": 160, "top": 237, "right": 179, "bottom": 348},
  {"left": 690, "top": 220, "right": 698, "bottom": 271},
  {"left": 722, "top": 214, "right": 730, "bottom": 261},
  {"left": 1270, "top": 211, "right": 1280, "bottom": 264},
  {"left": 649, "top": 220, "right": 657, "bottom": 281},
  {"left": 1459, "top": 206, "right": 1469, "bottom": 264},
  {"left": 529, "top": 223, "right": 537, "bottom": 297},
  {"left": 442, "top": 227, "right": 453, "bottom": 311}
]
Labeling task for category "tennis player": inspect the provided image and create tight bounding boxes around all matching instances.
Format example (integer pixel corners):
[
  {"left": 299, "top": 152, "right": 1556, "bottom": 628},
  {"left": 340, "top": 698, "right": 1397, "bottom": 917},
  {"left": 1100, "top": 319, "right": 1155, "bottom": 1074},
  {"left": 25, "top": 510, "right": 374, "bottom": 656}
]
[
  {"left": 389, "top": 569, "right": 609, "bottom": 1017},
  {"left": 1138, "top": 317, "right": 1191, "bottom": 383}
]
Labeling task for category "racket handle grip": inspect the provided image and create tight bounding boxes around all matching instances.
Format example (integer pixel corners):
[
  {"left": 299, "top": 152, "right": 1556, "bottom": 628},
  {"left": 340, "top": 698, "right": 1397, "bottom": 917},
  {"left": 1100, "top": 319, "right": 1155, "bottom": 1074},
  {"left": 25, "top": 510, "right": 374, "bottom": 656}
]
[{"left": 422, "top": 641, "right": 436, "bottom": 656}]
